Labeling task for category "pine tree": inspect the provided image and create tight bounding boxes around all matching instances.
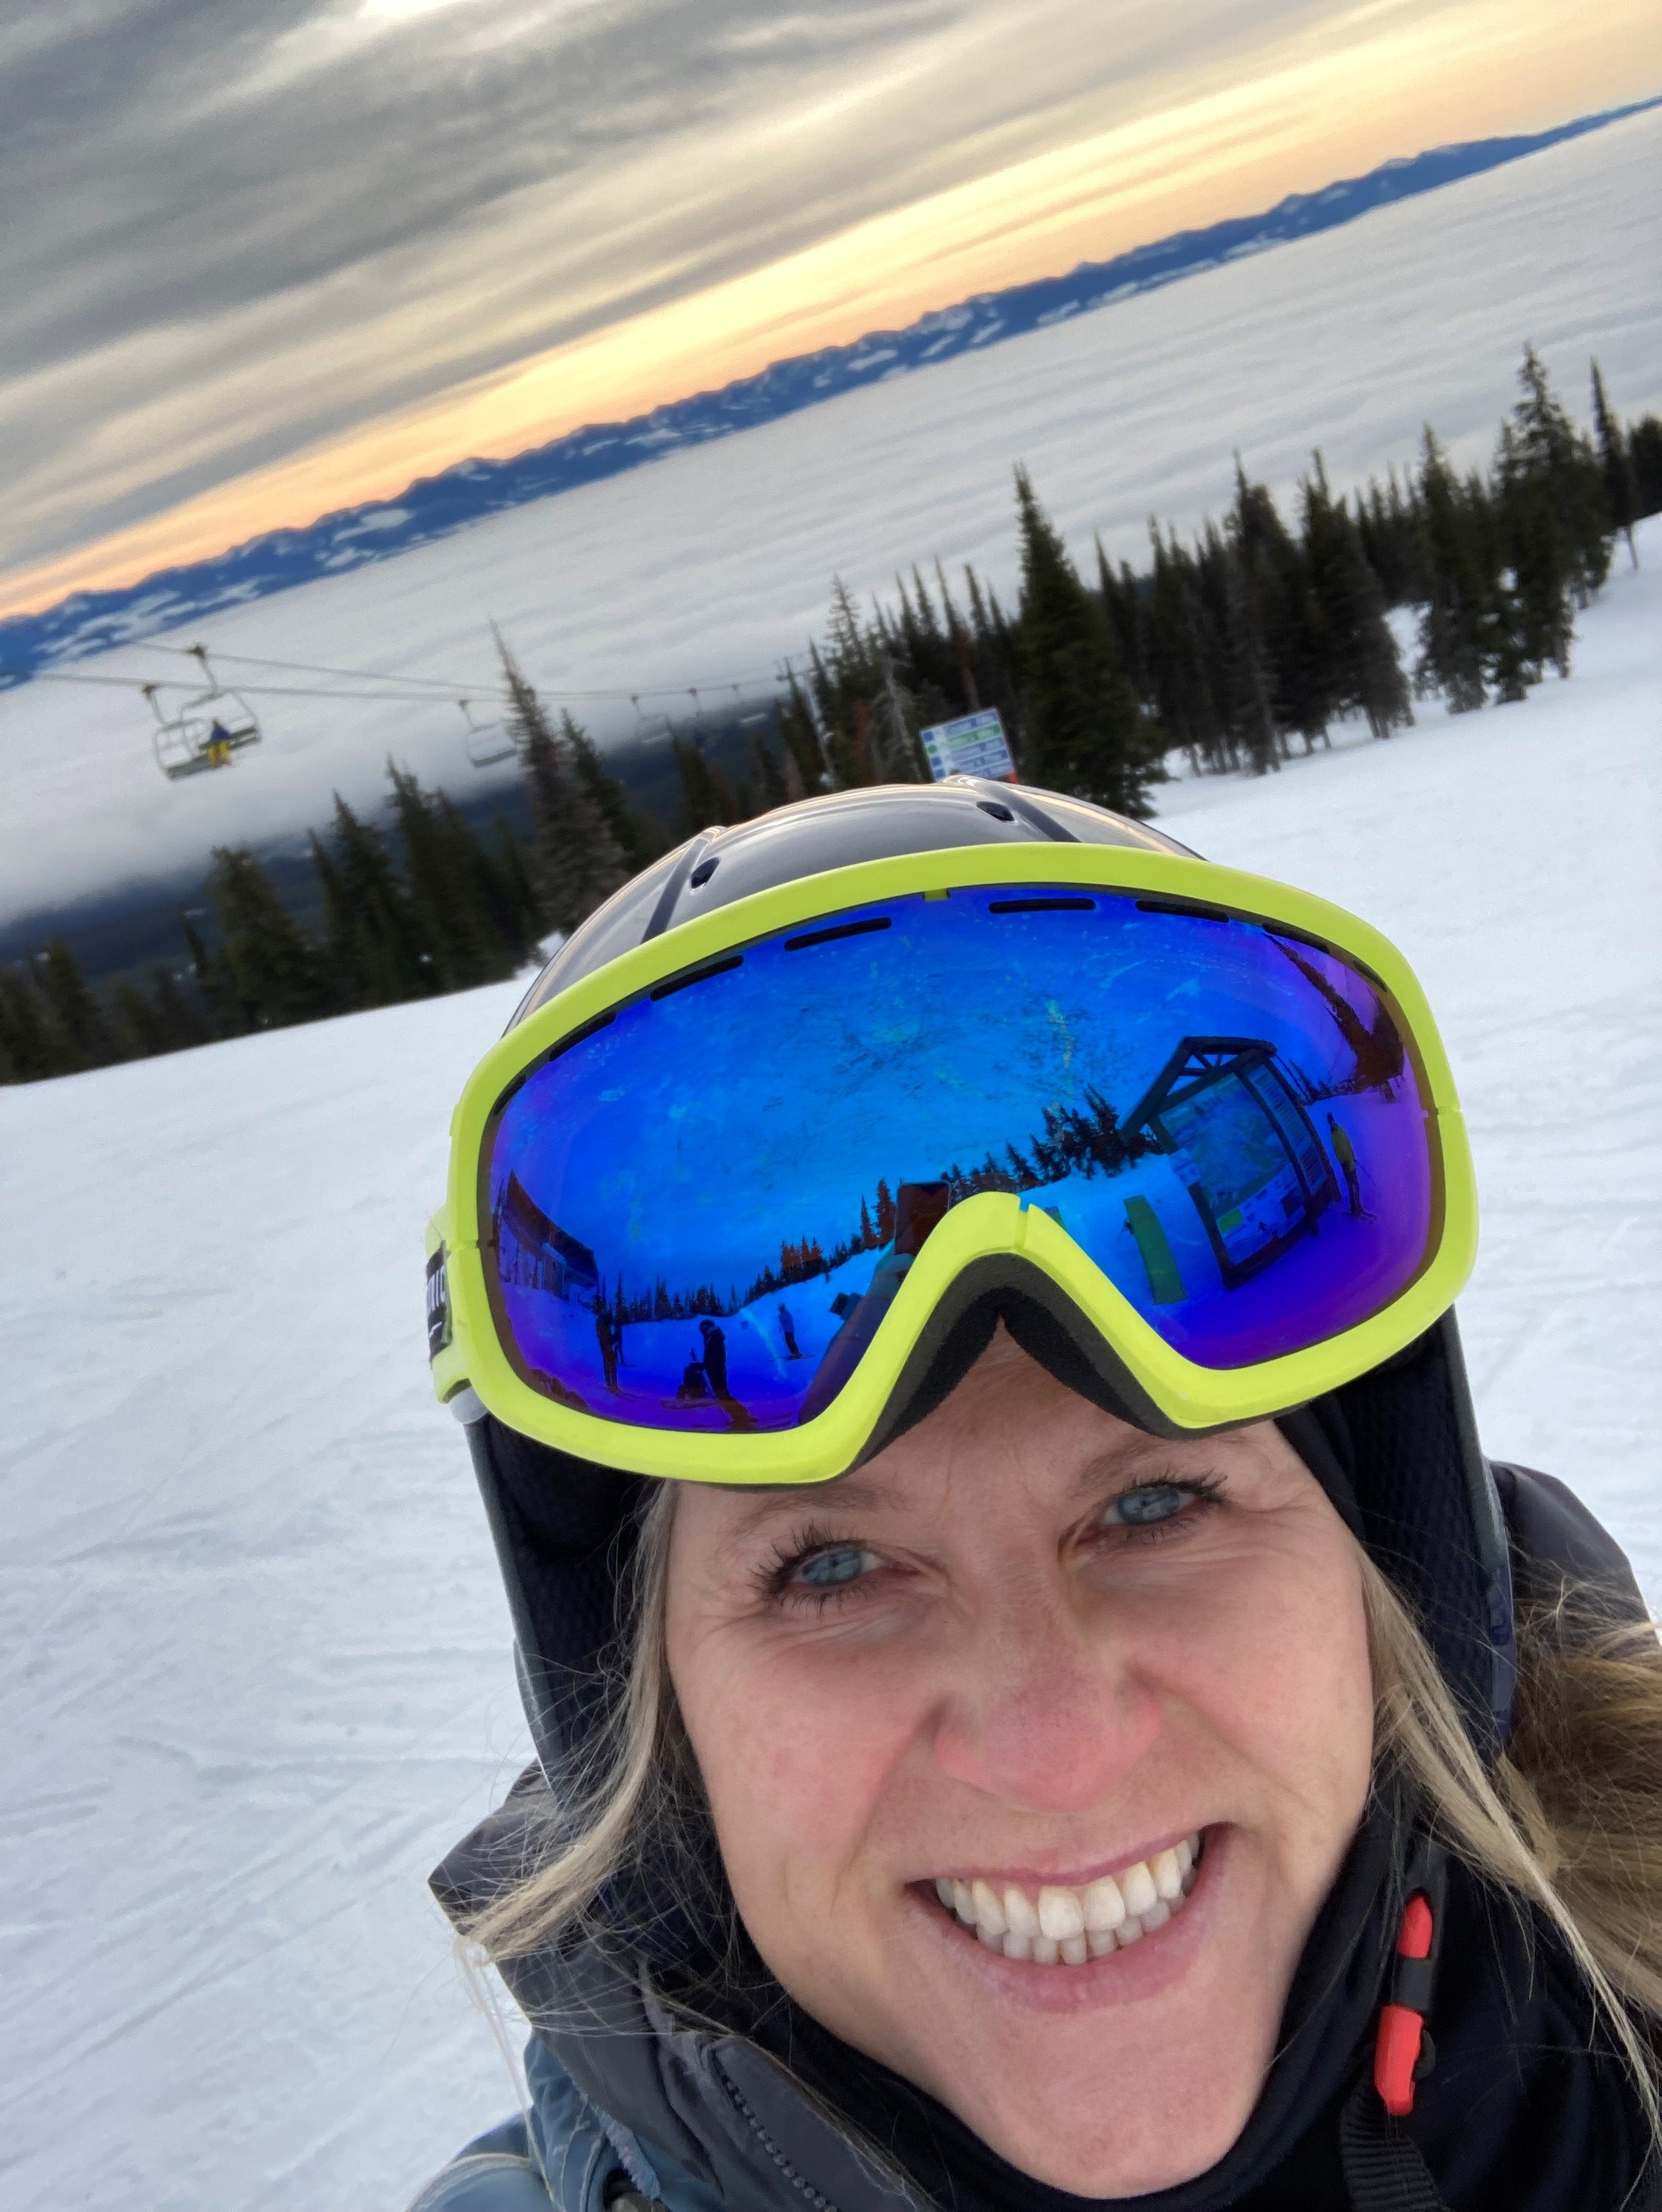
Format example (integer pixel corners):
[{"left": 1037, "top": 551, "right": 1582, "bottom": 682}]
[
  {"left": 564, "top": 712, "right": 661, "bottom": 872},
  {"left": 1628, "top": 416, "right": 1662, "bottom": 519},
  {"left": 499, "top": 643, "right": 629, "bottom": 938},
  {"left": 110, "top": 963, "right": 211, "bottom": 1059},
  {"left": 1591, "top": 361, "right": 1639, "bottom": 567},
  {"left": 491, "top": 818, "right": 542, "bottom": 946},
  {"left": 1216, "top": 544, "right": 1279, "bottom": 773},
  {"left": 1146, "top": 527, "right": 1226, "bottom": 772},
  {"left": 1013, "top": 468, "right": 1161, "bottom": 813},
  {"left": 1299, "top": 457, "right": 1412, "bottom": 741},
  {"left": 312, "top": 793, "right": 429, "bottom": 1008},
  {"left": 0, "top": 961, "right": 74, "bottom": 1082},
  {"left": 1494, "top": 417, "right": 1575, "bottom": 682},
  {"left": 145, "top": 963, "right": 214, "bottom": 1052},
  {"left": 1497, "top": 347, "right": 1610, "bottom": 680},
  {"left": 37, "top": 937, "right": 119, "bottom": 1067},
  {"left": 1415, "top": 428, "right": 1492, "bottom": 712},
  {"left": 673, "top": 735, "right": 740, "bottom": 831},
  {"left": 435, "top": 789, "right": 535, "bottom": 973},
  {"left": 748, "top": 728, "right": 792, "bottom": 812},
  {"left": 206, "top": 847, "right": 334, "bottom": 1030},
  {"left": 388, "top": 764, "right": 500, "bottom": 989},
  {"left": 180, "top": 911, "right": 237, "bottom": 1035}
]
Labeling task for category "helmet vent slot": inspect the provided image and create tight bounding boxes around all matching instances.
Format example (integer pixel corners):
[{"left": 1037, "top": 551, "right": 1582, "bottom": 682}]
[
  {"left": 987, "top": 897, "right": 1095, "bottom": 914},
  {"left": 649, "top": 955, "right": 744, "bottom": 1000},
  {"left": 784, "top": 916, "right": 893, "bottom": 952}
]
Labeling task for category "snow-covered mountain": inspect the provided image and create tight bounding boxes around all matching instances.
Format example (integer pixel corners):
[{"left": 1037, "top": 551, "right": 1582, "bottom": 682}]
[{"left": 1, "top": 97, "right": 1654, "bottom": 679}]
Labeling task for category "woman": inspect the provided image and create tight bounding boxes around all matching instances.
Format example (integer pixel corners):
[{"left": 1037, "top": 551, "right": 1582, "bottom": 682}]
[{"left": 413, "top": 782, "right": 1661, "bottom": 2211}]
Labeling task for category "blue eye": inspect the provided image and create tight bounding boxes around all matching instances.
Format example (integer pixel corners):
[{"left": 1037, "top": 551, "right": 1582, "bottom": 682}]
[
  {"left": 794, "top": 1544, "right": 870, "bottom": 1589},
  {"left": 1112, "top": 1483, "right": 1191, "bottom": 1526}
]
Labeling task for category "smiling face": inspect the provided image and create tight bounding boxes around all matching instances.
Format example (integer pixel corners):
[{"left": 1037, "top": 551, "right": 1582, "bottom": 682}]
[{"left": 663, "top": 1329, "right": 1375, "bottom": 2196}]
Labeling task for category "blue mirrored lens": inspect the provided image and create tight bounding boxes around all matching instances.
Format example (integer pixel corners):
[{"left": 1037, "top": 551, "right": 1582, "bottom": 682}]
[{"left": 485, "top": 889, "right": 1433, "bottom": 1432}]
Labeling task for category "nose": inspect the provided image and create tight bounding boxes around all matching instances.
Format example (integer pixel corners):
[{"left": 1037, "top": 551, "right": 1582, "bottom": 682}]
[{"left": 928, "top": 1577, "right": 1161, "bottom": 1814}]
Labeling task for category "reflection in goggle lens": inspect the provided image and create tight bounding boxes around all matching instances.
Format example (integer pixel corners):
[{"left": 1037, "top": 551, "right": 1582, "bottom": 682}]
[{"left": 485, "top": 889, "right": 1433, "bottom": 1433}]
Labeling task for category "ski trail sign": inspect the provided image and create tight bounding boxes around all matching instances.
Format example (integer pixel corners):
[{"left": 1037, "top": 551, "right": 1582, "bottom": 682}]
[{"left": 919, "top": 706, "right": 1016, "bottom": 782}]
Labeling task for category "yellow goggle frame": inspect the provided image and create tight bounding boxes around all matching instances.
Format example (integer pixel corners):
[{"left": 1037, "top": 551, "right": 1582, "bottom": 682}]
[{"left": 427, "top": 843, "right": 1475, "bottom": 1484}]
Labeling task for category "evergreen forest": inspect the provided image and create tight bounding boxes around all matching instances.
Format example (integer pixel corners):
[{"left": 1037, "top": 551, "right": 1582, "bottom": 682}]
[{"left": 4, "top": 350, "right": 1657, "bottom": 1085}]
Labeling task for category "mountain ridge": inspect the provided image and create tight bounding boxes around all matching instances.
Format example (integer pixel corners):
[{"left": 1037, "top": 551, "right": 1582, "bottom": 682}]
[{"left": 3, "top": 94, "right": 1655, "bottom": 683}]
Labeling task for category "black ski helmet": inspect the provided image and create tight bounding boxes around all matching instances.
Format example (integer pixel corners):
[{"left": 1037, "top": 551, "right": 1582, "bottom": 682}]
[{"left": 450, "top": 779, "right": 1517, "bottom": 1784}]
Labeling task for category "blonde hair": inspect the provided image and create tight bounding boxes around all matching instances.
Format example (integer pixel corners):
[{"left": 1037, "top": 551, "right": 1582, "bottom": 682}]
[{"left": 467, "top": 1486, "right": 1662, "bottom": 2129}]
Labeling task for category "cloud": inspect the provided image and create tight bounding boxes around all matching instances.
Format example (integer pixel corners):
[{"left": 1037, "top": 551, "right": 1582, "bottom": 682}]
[{"left": 4, "top": 0, "right": 1656, "bottom": 587}]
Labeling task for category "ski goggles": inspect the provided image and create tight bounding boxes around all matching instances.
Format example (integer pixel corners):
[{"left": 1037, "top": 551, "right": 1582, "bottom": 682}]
[{"left": 427, "top": 845, "right": 1475, "bottom": 1483}]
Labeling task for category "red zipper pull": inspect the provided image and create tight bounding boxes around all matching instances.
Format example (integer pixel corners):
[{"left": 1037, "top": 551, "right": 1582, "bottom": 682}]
[{"left": 1374, "top": 1889, "right": 1436, "bottom": 2117}]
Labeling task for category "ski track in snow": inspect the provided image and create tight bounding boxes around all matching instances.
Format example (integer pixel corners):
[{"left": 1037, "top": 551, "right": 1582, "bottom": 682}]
[
  {"left": 1, "top": 105, "right": 1659, "bottom": 927},
  {"left": 1, "top": 524, "right": 1658, "bottom": 2210}
]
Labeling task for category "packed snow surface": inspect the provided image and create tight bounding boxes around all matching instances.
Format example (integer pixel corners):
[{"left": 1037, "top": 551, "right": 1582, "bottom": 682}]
[
  {"left": 2, "top": 104, "right": 1659, "bottom": 927},
  {"left": 2, "top": 524, "right": 1658, "bottom": 2210}
]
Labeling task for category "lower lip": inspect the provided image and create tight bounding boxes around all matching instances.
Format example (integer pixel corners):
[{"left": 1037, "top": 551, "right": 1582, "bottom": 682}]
[{"left": 911, "top": 1829, "right": 1226, "bottom": 2012}]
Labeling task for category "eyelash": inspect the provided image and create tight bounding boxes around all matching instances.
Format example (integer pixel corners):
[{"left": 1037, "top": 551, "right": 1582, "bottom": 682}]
[
  {"left": 1095, "top": 1474, "right": 1225, "bottom": 1547},
  {"left": 756, "top": 1520, "right": 870, "bottom": 1610},
  {"left": 757, "top": 1477, "right": 1226, "bottom": 1610}
]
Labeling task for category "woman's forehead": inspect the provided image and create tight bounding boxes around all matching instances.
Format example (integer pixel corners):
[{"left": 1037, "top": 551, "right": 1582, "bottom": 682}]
[{"left": 688, "top": 1408, "right": 1284, "bottom": 1550}]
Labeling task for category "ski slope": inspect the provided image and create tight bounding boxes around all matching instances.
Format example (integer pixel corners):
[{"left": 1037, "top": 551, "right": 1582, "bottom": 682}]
[
  {"left": 2, "top": 102, "right": 1659, "bottom": 932},
  {"left": 1, "top": 524, "right": 1658, "bottom": 2211}
]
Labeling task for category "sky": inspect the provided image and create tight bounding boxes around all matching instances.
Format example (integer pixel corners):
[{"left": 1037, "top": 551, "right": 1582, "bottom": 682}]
[{"left": 4, "top": 0, "right": 1658, "bottom": 617}]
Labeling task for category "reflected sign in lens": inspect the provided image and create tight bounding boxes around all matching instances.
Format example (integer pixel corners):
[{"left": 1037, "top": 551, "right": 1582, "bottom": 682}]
[{"left": 483, "top": 889, "right": 1436, "bottom": 1433}]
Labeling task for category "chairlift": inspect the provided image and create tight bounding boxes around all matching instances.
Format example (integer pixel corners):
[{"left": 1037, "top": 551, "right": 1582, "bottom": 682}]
[
  {"left": 143, "top": 645, "right": 263, "bottom": 781},
  {"left": 458, "top": 696, "right": 517, "bottom": 768},
  {"left": 629, "top": 694, "right": 673, "bottom": 745}
]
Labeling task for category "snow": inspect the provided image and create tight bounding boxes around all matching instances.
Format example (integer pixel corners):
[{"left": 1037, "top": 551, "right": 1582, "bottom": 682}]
[
  {"left": 2, "top": 104, "right": 1659, "bottom": 929},
  {"left": 1, "top": 520, "right": 1658, "bottom": 2210}
]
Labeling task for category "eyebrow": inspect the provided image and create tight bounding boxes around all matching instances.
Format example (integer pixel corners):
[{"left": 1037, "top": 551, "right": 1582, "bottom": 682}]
[{"left": 721, "top": 1470, "right": 899, "bottom": 1544}]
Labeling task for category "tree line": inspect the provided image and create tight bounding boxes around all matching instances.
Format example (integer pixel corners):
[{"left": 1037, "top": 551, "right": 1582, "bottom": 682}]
[
  {"left": 0, "top": 658, "right": 657, "bottom": 1082},
  {"left": 3, "top": 349, "right": 1656, "bottom": 1085}
]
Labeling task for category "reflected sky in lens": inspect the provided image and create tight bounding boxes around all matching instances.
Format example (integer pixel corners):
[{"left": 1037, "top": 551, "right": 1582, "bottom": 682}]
[{"left": 487, "top": 888, "right": 1433, "bottom": 1428}]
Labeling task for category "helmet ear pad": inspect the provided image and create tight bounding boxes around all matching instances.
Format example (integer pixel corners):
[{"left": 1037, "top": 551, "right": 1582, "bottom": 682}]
[
  {"left": 463, "top": 1413, "right": 648, "bottom": 1781},
  {"left": 1291, "top": 1316, "right": 1516, "bottom": 1756}
]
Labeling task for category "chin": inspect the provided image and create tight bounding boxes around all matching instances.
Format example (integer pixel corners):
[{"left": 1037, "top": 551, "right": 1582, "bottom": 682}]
[
  {"left": 961, "top": 2059, "right": 1260, "bottom": 2198},
  {"left": 860, "top": 1824, "right": 1285, "bottom": 2198}
]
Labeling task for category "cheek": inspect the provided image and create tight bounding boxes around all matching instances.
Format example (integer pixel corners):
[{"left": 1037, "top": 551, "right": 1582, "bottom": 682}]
[
  {"left": 1169, "top": 1537, "right": 1374, "bottom": 1845},
  {"left": 673, "top": 1632, "right": 925, "bottom": 1915}
]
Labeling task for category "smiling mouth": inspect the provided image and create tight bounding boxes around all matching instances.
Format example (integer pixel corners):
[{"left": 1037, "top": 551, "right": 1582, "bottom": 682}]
[{"left": 929, "top": 1834, "right": 1205, "bottom": 1966}]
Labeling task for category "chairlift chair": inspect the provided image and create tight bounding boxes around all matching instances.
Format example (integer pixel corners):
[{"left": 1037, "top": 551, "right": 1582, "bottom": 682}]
[
  {"left": 629, "top": 694, "right": 673, "bottom": 745},
  {"left": 143, "top": 681, "right": 241, "bottom": 781},
  {"left": 458, "top": 696, "right": 518, "bottom": 769},
  {"left": 183, "top": 643, "right": 260, "bottom": 750}
]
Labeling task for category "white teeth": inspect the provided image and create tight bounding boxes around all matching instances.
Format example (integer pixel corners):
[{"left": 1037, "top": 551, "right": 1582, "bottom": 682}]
[
  {"left": 1120, "top": 1860, "right": 1158, "bottom": 1918},
  {"left": 971, "top": 1880, "right": 1007, "bottom": 1936},
  {"left": 936, "top": 1836, "right": 1204, "bottom": 1968},
  {"left": 1002, "top": 1886, "right": 1039, "bottom": 1939},
  {"left": 1037, "top": 1885, "right": 1085, "bottom": 1941},
  {"left": 1082, "top": 1872, "right": 1125, "bottom": 1933}
]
